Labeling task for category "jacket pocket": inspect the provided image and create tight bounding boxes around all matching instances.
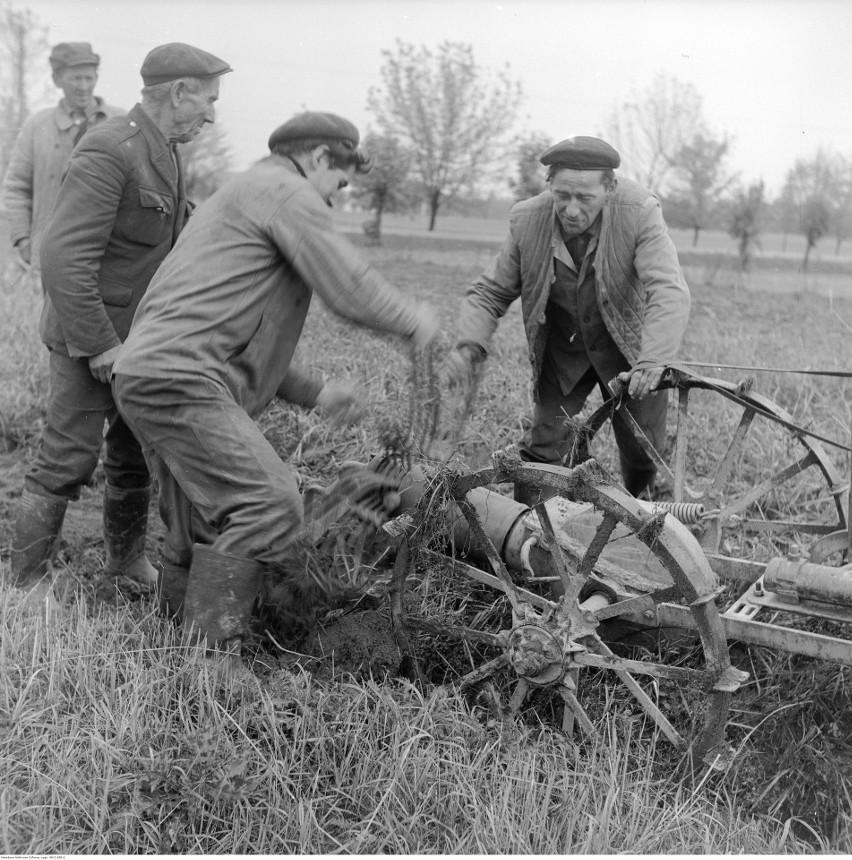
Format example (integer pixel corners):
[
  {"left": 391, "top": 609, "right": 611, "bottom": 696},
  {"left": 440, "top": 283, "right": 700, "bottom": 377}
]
[
  {"left": 120, "top": 186, "right": 175, "bottom": 247},
  {"left": 99, "top": 278, "right": 133, "bottom": 308}
]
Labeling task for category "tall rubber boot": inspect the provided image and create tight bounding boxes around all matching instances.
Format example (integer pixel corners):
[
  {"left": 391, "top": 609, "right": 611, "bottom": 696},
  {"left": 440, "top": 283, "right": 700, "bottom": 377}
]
[
  {"left": 103, "top": 483, "right": 158, "bottom": 587},
  {"left": 619, "top": 455, "right": 658, "bottom": 500},
  {"left": 158, "top": 562, "right": 190, "bottom": 621},
  {"left": 183, "top": 544, "right": 265, "bottom": 651},
  {"left": 9, "top": 487, "right": 68, "bottom": 589}
]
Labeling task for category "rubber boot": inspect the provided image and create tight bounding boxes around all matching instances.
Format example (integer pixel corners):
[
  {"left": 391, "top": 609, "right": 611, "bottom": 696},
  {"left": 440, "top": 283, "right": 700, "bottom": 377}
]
[
  {"left": 183, "top": 545, "right": 264, "bottom": 687},
  {"left": 183, "top": 544, "right": 265, "bottom": 650},
  {"left": 158, "top": 562, "right": 190, "bottom": 621},
  {"left": 619, "top": 457, "right": 658, "bottom": 500},
  {"left": 9, "top": 487, "right": 68, "bottom": 589},
  {"left": 103, "top": 483, "right": 158, "bottom": 588}
]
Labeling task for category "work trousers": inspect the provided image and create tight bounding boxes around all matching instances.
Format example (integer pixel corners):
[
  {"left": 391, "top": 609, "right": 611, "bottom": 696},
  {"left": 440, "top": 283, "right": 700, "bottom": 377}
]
[
  {"left": 519, "top": 365, "right": 668, "bottom": 489},
  {"left": 112, "top": 373, "right": 303, "bottom": 569},
  {"left": 25, "top": 349, "right": 149, "bottom": 499}
]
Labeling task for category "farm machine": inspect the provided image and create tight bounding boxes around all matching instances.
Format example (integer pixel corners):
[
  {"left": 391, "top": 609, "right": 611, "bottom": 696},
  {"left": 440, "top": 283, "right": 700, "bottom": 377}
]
[{"left": 293, "top": 361, "right": 852, "bottom": 767}]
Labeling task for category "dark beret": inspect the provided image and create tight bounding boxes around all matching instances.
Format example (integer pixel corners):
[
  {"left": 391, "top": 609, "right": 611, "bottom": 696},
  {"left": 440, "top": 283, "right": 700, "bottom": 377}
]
[
  {"left": 50, "top": 42, "right": 100, "bottom": 72},
  {"left": 268, "top": 112, "right": 360, "bottom": 151},
  {"left": 540, "top": 136, "right": 621, "bottom": 170},
  {"left": 140, "top": 42, "right": 232, "bottom": 86}
]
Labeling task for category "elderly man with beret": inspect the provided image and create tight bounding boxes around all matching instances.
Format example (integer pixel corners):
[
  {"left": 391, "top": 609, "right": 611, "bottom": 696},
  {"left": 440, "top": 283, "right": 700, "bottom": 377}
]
[
  {"left": 447, "top": 136, "right": 690, "bottom": 502},
  {"left": 1, "top": 42, "right": 124, "bottom": 280},
  {"left": 112, "top": 111, "right": 439, "bottom": 673},
  {"left": 7, "top": 42, "right": 232, "bottom": 602}
]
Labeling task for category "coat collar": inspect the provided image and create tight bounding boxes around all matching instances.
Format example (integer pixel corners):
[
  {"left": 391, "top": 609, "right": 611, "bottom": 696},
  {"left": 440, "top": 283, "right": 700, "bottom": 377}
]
[
  {"left": 128, "top": 103, "right": 179, "bottom": 193},
  {"left": 54, "top": 95, "right": 108, "bottom": 131}
]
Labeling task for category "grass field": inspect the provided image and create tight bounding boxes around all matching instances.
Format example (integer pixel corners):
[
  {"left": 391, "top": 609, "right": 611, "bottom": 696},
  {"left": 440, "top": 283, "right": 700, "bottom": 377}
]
[{"left": 1, "top": 225, "right": 852, "bottom": 852}]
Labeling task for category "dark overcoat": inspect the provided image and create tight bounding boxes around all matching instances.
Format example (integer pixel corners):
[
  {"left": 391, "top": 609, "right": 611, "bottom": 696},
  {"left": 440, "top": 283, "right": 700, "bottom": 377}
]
[{"left": 39, "top": 103, "right": 189, "bottom": 358}]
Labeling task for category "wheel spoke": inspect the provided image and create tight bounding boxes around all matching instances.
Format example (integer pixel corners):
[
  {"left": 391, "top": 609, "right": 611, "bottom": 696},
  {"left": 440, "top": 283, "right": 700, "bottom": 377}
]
[
  {"left": 591, "top": 640, "right": 686, "bottom": 748},
  {"left": 714, "top": 450, "right": 819, "bottom": 521},
  {"left": 458, "top": 653, "right": 511, "bottom": 689},
  {"left": 559, "top": 684, "right": 596, "bottom": 736},
  {"left": 576, "top": 512, "right": 619, "bottom": 581},
  {"left": 508, "top": 678, "right": 530, "bottom": 714},
  {"left": 673, "top": 387, "right": 690, "bottom": 503},
  {"left": 709, "top": 406, "right": 755, "bottom": 497},
  {"left": 535, "top": 500, "right": 582, "bottom": 599}
]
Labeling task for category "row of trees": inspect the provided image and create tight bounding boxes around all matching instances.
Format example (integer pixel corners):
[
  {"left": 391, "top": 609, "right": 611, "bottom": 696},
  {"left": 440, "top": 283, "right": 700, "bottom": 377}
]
[{"left": 1, "top": 2, "right": 848, "bottom": 270}]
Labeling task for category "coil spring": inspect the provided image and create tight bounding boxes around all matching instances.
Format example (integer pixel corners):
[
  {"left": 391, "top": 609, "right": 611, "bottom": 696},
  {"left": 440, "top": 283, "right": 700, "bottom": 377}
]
[{"left": 648, "top": 501, "right": 706, "bottom": 525}]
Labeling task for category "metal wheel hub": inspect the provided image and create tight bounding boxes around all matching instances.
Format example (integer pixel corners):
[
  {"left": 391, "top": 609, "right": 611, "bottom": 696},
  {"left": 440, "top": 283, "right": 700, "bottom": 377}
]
[{"left": 507, "top": 622, "right": 564, "bottom": 685}]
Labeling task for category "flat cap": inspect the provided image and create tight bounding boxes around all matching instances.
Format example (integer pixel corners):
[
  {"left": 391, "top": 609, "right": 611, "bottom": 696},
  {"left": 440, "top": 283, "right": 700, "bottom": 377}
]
[
  {"left": 50, "top": 42, "right": 100, "bottom": 71},
  {"left": 540, "top": 136, "right": 621, "bottom": 170},
  {"left": 268, "top": 111, "right": 360, "bottom": 151},
  {"left": 140, "top": 42, "right": 232, "bottom": 86}
]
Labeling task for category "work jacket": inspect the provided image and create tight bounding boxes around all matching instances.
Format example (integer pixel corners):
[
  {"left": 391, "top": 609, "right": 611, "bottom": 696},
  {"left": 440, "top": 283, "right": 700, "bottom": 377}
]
[
  {"left": 39, "top": 104, "right": 189, "bottom": 358},
  {"left": 115, "top": 154, "right": 427, "bottom": 418},
  {"left": 1, "top": 96, "right": 125, "bottom": 267},
  {"left": 457, "top": 178, "right": 690, "bottom": 394}
]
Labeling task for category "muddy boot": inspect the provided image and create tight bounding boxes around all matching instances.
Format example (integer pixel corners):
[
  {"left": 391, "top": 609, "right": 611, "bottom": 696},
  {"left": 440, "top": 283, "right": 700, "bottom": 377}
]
[
  {"left": 9, "top": 487, "right": 68, "bottom": 590},
  {"left": 103, "top": 484, "right": 158, "bottom": 588},
  {"left": 183, "top": 545, "right": 264, "bottom": 685},
  {"left": 620, "top": 458, "right": 658, "bottom": 500},
  {"left": 158, "top": 562, "right": 190, "bottom": 621}
]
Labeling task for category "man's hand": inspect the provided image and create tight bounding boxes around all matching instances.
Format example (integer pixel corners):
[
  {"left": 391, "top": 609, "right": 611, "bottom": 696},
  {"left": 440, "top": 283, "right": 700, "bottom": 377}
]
[
  {"left": 617, "top": 366, "right": 666, "bottom": 399},
  {"left": 14, "top": 238, "right": 32, "bottom": 267},
  {"left": 315, "top": 381, "right": 366, "bottom": 426},
  {"left": 410, "top": 305, "right": 440, "bottom": 353},
  {"left": 444, "top": 345, "right": 483, "bottom": 389},
  {"left": 88, "top": 345, "right": 122, "bottom": 384}
]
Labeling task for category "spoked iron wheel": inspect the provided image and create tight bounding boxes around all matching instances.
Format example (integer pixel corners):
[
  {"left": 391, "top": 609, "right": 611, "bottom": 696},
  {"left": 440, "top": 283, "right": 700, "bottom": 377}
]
[
  {"left": 395, "top": 456, "right": 746, "bottom": 766},
  {"left": 583, "top": 367, "right": 847, "bottom": 553}
]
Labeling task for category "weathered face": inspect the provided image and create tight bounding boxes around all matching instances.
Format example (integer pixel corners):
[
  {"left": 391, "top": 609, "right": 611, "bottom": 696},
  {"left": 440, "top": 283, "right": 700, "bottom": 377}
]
[
  {"left": 171, "top": 78, "right": 220, "bottom": 143},
  {"left": 310, "top": 149, "right": 356, "bottom": 207},
  {"left": 54, "top": 65, "right": 99, "bottom": 111},
  {"left": 549, "top": 169, "right": 613, "bottom": 237}
]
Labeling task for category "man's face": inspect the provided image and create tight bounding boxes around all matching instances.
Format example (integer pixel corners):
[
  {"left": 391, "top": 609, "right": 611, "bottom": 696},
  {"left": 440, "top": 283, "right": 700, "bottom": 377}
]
[
  {"left": 54, "top": 65, "right": 98, "bottom": 111},
  {"left": 171, "top": 78, "right": 220, "bottom": 144},
  {"left": 311, "top": 151, "right": 356, "bottom": 207},
  {"left": 550, "top": 169, "right": 613, "bottom": 237}
]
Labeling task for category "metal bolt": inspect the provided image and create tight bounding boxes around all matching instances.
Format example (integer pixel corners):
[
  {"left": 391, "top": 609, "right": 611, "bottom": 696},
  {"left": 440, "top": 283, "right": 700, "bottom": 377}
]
[{"left": 643, "top": 609, "right": 655, "bottom": 620}]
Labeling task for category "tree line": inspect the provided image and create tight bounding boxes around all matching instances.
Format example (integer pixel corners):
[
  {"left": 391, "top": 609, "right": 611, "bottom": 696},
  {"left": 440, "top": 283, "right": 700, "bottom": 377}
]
[{"left": 1, "top": 3, "right": 847, "bottom": 271}]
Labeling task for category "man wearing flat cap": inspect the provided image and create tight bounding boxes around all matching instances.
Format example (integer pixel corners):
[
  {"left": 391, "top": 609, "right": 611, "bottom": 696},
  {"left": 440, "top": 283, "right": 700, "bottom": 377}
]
[
  {"left": 447, "top": 135, "right": 690, "bottom": 501},
  {"left": 7, "top": 42, "right": 232, "bottom": 603},
  {"left": 112, "top": 110, "right": 439, "bottom": 677},
  {"left": 2, "top": 42, "right": 124, "bottom": 280}
]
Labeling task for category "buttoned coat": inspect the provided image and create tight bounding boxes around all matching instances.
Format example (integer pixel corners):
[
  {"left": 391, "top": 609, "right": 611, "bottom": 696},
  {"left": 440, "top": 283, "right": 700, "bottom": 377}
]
[
  {"left": 457, "top": 177, "right": 690, "bottom": 396},
  {"left": 1, "top": 97, "right": 125, "bottom": 267},
  {"left": 39, "top": 103, "right": 189, "bottom": 358}
]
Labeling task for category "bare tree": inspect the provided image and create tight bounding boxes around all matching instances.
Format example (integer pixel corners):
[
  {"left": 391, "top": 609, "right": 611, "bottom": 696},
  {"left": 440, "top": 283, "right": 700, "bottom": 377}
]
[
  {"left": 603, "top": 71, "right": 704, "bottom": 196},
  {"left": 349, "top": 131, "right": 416, "bottom": 244},
  {"left": 509, "top": 132, "right": 551, "bottom": 202},
  {"left": 0, "top": 3, "right": 49, "bottom": 175},
  {"left": 727, "top": 180, "right": 766, "bottom": 273},
  {"left": 181, "top": 122, "right": 234, "bottom": 202},
  {"left": 367, "top": 40, "right": 523, "bottom": 231},
  {"left": 671, "top": 129, "right": 736, "bottom": 247},
  {"left": 781, "top": 150, "right": 837, "bottom": 270}
]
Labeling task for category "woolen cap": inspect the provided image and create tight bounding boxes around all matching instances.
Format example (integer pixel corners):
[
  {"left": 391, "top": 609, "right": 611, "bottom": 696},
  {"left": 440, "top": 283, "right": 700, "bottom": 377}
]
[
  {"left": 49, "top": 42, "right": 100, "bottom": 72},
  {"left": 540, "top": 136, "right": 621, "bottom": 170},
  {"left": 140, "top": 42, "right": 232, "bottom": 86},
  {"left": 268, "top": 112, "right": 360, "bottom": 151}
]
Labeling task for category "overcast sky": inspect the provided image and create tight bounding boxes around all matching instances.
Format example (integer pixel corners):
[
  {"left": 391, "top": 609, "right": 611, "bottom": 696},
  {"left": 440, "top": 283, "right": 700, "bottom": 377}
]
[{"left": 22, "top": 0, "right": 852, "bottom": 195}]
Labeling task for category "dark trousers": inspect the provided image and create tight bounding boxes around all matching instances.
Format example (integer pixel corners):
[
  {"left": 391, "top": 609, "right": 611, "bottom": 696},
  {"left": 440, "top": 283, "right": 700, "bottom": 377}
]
[
  {"left": 519, "top": 366, "right": 667, "bottom": 493},
  {"left": 112, "top": 373, "right": 303, "bottom": 569},
  {"left": 25, "top": 349, "right": 149, "bottom": 500}
]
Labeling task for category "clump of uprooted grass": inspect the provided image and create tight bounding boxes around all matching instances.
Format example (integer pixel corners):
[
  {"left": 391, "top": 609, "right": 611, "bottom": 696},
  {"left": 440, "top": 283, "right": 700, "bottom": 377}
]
[{"left": 0, "top": 579, "right": 814, "bottom": 854}]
